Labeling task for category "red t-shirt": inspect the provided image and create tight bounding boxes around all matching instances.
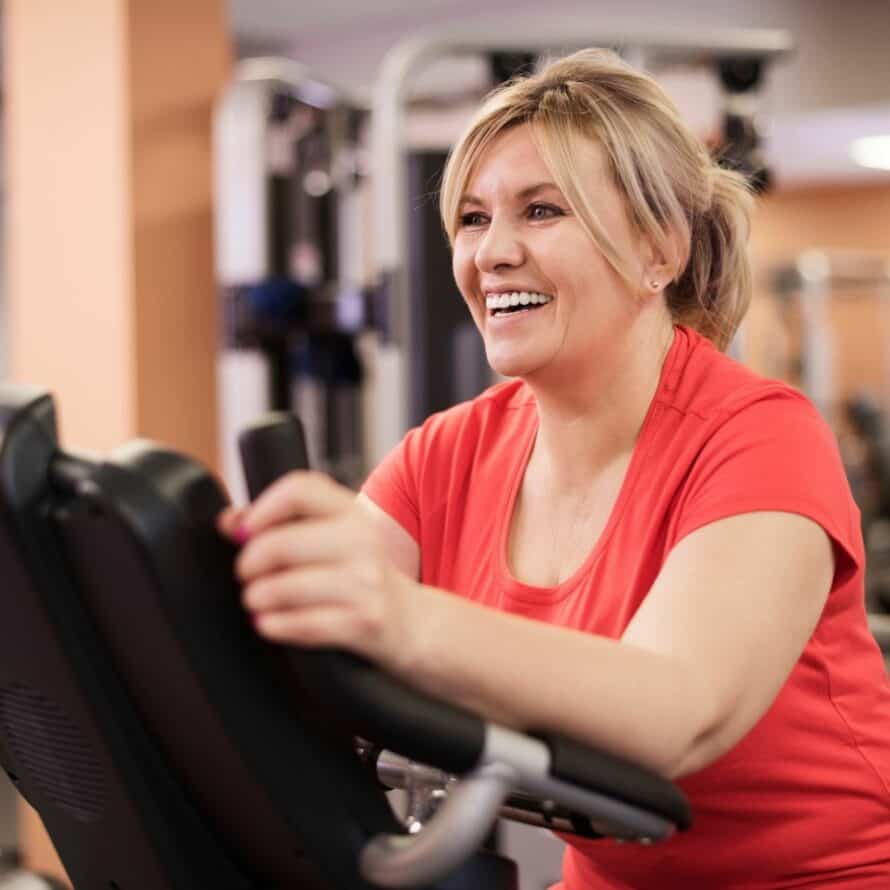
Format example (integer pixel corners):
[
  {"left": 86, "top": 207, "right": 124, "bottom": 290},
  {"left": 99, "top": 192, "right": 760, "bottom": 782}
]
[{"left": 361, "top": 325, "right": 890, "bottom": 888}]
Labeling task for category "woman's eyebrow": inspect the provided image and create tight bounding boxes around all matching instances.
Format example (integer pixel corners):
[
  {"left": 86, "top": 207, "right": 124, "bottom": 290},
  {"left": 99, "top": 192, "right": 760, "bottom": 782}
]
[
  {"left": 458, "top": 182, "right": 561, "bottom": 207},
  {"left": 517, "top": 182, "right": 561, "bottom": 199}
]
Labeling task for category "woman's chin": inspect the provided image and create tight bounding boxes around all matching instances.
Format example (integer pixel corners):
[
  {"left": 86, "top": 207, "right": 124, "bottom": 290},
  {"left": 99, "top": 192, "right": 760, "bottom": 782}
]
[{"left": 487, "top": 353, "right": 541, "bottom": 380}]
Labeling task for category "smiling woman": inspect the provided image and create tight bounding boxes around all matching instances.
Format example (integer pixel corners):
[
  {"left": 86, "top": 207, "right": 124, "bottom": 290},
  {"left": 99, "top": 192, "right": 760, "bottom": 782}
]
[
  {"left": 225, "top": 48, "right": 890, "bottom": 890},
  {"left": 440, "top": 50, "right": 753, "bottom": 355},
  {"left": 449, "top": 123, "right": 668, "bottom": 387}
]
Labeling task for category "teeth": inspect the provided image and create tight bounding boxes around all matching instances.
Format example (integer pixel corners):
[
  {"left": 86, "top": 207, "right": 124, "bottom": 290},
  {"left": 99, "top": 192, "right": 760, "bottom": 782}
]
[{"left": 485, "top": 291, "right": 553, "bottom": 311}]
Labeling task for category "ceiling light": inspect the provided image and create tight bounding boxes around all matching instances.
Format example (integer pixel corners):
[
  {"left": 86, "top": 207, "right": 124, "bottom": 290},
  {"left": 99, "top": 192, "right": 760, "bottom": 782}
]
[{"left": 850, "top": 135, "right": 890, "bottom": 170}]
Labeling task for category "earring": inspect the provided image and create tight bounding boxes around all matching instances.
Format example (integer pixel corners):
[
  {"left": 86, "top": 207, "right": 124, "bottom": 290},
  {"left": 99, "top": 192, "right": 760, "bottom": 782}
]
[{"left": 649, "top": 280, "right": 661, "bottom": 290}]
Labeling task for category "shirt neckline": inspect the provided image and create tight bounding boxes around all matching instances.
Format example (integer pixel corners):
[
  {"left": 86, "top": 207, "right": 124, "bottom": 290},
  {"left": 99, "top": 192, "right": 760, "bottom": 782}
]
[{"left": 495, "top": 325, "right": 688, "bottom": 605}]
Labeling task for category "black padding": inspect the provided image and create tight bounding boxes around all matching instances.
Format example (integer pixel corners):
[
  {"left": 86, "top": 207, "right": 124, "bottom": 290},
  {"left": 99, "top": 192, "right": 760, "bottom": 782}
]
[
  {"left": 536, "top": 733, "right": 692, "bottom": 831},
  {"left": 0, "top": 386, "right": 509, "bottom": 890},
  {"left": 294, "top": 651, "right": 486, "bottom": 775},
  {"left": 0, "top": 389, "right": 256, "bottom": 889},
  {"left": 68, "top": 443, "right": 403, "bottom": 888},
  {"left": 238, "top": 414, "right": 486, "bottom": 775}
]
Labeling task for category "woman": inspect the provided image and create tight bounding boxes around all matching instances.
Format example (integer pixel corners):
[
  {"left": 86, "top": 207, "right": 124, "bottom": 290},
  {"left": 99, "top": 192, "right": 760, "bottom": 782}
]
[{"left": 219, "top": 49, "right": 890, "bottom": 888}]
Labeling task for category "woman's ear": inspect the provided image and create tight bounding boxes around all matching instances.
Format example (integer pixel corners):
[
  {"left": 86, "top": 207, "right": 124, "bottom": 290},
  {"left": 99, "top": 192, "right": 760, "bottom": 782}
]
[{"left": 640, "top": 229, "right": 682, "bottom": 296}]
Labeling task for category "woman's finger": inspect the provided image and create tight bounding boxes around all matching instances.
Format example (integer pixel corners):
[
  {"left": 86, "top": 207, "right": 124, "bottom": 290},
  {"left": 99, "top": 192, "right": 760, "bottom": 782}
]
[
  {"left": 235, "top": 516, "right": 361, "bottom": 582},
  {"left": 253, "top": 606, "right": 373, "bottom": 650},
  {"left": 242, "top": 470, "right": 355, "bottom": 535},
  {"left": 242, "top": 565, "right": 353, "bottom": 613},
  {"left": 217, "top": 504, "right": 249, "bottom": 540}
]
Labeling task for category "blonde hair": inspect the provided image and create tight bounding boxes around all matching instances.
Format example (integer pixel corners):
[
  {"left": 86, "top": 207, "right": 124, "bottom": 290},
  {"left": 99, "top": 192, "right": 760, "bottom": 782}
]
[{"left": 440, "top": 48, "right": 755, "bottom": 351}]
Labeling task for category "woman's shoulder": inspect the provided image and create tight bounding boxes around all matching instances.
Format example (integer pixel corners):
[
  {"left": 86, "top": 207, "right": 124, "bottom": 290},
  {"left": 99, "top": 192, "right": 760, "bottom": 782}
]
[
  {"left": 385, "top": 379, "right": 535, "bottom": 508},
  {"left": 414, "top": 378, "right": 535, "bottom": 445},
  {"left": 670, "top": 326, "right": 818, "bottom": 425}
]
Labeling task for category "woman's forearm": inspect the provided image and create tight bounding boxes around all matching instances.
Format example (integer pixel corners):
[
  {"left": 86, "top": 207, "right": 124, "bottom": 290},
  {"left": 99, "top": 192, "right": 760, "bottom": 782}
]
[
  {"left": 233, "top": 473, "right": 728, "bottom": 779},
  {"left": 393, "top": 581, "right": 717, "bottom": 779}
]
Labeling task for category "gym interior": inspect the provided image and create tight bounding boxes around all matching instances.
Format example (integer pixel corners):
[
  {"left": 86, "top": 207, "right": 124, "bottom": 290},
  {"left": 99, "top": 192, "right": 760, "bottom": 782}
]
[{"left": 1, "top": 1, "right": 890, "bottom": 888}]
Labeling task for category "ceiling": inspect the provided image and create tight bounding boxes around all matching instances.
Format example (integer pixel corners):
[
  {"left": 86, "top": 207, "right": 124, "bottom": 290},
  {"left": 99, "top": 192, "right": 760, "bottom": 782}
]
[
  {"left": 228, "top": 0, "right": 512, "bottom": 47},
  {"left": 226, "top": 0, "right": 890, "bottom": 187}
]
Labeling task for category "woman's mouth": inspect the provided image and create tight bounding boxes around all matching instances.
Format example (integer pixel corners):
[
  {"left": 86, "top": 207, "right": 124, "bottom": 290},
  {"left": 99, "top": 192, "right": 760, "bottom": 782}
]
[{"left": 485, "top": 291, "right": 554, "bottom": 317}]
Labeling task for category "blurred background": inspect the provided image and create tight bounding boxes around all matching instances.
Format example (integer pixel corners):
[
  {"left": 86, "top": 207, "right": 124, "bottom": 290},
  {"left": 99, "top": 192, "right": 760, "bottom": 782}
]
[{"left": 1, "top": 0, "right": 890, "bottom": 886}]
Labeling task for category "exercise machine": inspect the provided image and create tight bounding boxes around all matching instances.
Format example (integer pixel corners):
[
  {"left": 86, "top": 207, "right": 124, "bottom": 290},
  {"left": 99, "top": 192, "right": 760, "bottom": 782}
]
[
  {"left": 0, "top": 384, "right": 689, "bottom": 888},
  {"left": 214, "top": 59, "right": 370, "bottom": 497},
  {"left": 768, "top": 249, "right": 890, "bottom": 664}
]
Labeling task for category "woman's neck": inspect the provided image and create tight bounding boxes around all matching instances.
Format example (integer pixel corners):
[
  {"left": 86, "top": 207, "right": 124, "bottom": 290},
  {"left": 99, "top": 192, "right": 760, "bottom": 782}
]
[{"left": 524, "top": 320, "right": 675, "bottom": 495}]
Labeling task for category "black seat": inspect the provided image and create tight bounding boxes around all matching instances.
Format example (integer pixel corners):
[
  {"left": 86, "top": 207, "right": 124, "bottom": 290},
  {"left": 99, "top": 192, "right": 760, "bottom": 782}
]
[{"left": 0, "top": 385, "right": 690, "bottom": 889}]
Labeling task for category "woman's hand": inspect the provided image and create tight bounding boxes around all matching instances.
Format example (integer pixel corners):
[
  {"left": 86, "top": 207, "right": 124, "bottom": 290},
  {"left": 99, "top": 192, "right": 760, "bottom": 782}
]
[{"left": 216, "top": 471, "right": 419, "bottom": 672}]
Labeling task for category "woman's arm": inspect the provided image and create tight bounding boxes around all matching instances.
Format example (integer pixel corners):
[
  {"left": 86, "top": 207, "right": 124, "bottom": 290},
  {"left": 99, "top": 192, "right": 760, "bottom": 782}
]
[
  {"left": 620, "top": 510, "right": 834, "bottom": 775},
  {"left": 228, "top": 472, "right": 834, "bottom": 779},
  {"left": 355, "top": 492, "right": 420, "bottom": 581},
  {"left": 398, "top": 510, "right": 833, "bottom": 778}
]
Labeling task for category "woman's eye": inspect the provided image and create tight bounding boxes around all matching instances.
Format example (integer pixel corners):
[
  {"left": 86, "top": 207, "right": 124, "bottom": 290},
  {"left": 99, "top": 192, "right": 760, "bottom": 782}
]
[
  {"left": 528, "top": 203, "right": 563, "bottom": 221},
  {"left": 458, "top": 211, "right": 487, "bottom": 227}
]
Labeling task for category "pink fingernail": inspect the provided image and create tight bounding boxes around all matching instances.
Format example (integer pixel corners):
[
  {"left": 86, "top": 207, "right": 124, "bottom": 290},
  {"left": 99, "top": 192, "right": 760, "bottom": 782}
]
[{"left": 235, "top": 525, "right": 251, "bottom": 545}]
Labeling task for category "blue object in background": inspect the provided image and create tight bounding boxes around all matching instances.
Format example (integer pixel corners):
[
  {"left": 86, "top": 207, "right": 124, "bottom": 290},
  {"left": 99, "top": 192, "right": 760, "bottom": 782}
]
[{"left": 244, "top": 277, "right": 308, "bottom": 324}]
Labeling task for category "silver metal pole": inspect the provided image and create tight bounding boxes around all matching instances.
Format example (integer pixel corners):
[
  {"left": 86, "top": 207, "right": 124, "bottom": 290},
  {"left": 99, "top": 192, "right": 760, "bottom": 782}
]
[{"left": 796, "top": 250, "right": 834, "bottom": 419}]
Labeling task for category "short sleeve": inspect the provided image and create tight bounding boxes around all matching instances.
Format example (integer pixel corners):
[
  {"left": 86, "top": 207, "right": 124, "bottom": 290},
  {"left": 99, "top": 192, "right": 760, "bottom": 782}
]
[
  {"left": 360, "top": 425, "right": 426, "bottom": 544},
  {"left": 672, "top": 391, "right": 862, "bottom": 587}
]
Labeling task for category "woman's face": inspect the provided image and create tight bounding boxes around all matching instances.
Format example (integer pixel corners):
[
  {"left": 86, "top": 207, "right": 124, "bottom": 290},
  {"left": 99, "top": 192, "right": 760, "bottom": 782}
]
[{"left": 452, "top": 123, "right": 649, "bottom": 383}]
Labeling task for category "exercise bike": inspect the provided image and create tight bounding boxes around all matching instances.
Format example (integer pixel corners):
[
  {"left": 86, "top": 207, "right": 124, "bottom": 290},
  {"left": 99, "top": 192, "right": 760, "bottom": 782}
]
[{"left": 0, "top": 384, "right": 690, "bottom": 889}]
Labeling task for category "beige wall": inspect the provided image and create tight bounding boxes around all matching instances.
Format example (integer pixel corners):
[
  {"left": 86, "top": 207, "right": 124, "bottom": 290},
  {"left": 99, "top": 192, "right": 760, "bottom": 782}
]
[
  {"left": 4, "top": 0, "right": 231, "bottom": 881},
  {"left": 129, "top": 1, "right": 229, "bottom": 470},
  {"left": 6, "top": 0, "right": 227, "bottom": 466},
  {"left": 745, "top": 182, "right": 890, "bottom": 404},
  {"left": 5, "top": 0, "right": 134, "bottom": 451},
  {"left": 751, "top": 182, "right": 890, "bottom": 266}
]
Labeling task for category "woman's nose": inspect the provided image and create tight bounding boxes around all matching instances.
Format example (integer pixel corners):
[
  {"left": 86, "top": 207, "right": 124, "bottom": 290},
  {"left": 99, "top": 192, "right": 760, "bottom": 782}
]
[{"left": 474, "top": 218, "right": 524, "bottom": 272}]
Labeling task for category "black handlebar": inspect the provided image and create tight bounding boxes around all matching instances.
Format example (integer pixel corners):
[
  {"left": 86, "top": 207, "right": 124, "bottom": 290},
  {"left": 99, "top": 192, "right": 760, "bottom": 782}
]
[
  {"left": 236, "top": 413, "right": 691, "bottom": 828},
  {"left": 237, "top": 415, "right": 487, "bottom": 774}
]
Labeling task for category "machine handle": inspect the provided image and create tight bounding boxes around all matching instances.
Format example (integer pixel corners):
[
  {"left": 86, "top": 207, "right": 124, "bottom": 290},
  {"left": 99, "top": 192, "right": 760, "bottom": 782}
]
[
  {"left": 237, "top": 412, "right": 308, "bottom": 497},
  {"left": 237, "top": 414, "right": 487, "bottom": 775},
  {"left": 358, "top": 763, "right": 514, "bottom": 888}
]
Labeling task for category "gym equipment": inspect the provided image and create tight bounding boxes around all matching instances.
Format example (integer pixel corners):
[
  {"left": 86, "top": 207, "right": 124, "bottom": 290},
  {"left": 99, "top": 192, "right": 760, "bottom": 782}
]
[
  {"left": 214, "top": 59, "right": 370, "bottom": 497},
  {"left": 769, "top": 249, "right": 890, "bottom": 663},
  {"left": 0, "top": 384, "right": 690, "bottom": 889},
  {"left": 770, "top": 250, "right": 890, "bottom": 422}
]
